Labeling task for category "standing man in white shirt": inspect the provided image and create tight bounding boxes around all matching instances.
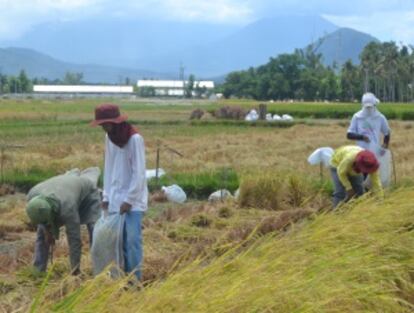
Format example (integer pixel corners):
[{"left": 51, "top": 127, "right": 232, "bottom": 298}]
[
  {"left": 347, "top": 92, "right": 391, "bottom": 158},
  {"left": 91, "top": 104, "right": 148, "bottom": 280}
]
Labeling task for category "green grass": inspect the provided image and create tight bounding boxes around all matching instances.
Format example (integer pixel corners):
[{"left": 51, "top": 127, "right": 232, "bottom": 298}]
[
  {"left": 1, "top": 99, "right": 414, "bottom": 120},
  {"left": 148, "top": 168, "right": 239, "bottom": 199},
  {"left": 5, "top": 165, "right": 239, "bottom": 198},
  {"left": 2, "top": 167, "right": 57, "bottom": 192},
  {"left": 265, "top": 103, "right": 414, "bottom": 120}
]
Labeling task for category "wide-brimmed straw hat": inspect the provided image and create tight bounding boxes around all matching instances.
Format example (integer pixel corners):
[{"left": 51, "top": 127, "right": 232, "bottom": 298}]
[
  {"left": 355, "top": 150, "right": 379, "bottom": 174},
  {"left": 90, "top": 104, "right": 128, "bottom": 126}
]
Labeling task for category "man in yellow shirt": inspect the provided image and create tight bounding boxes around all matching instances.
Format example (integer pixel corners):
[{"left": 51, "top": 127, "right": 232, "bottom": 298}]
[{"left": 330, "top": 145, "right": 383, "bottom": 207}]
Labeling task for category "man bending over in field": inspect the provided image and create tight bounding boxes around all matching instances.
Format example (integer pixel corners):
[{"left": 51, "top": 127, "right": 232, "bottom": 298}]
[
  {"left": 25, "top": 168, "right": 101, "bottom": 275},
  {"left": 330, "top": 145, "right": 383, "bottom": 208}
]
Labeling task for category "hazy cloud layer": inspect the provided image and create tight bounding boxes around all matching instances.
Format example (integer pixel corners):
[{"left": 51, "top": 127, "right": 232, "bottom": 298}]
[
  {"left": 325, "top": 10, "right": 414, "bottom": 43},
  {"left": 1, "top": 0, "right": 414, "bottom": 42}
]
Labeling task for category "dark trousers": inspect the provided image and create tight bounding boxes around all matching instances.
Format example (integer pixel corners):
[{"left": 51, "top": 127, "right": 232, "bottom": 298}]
[
  {"left": 330, "top": 167, "right": 364, "bottom": 208},
  {"left": 33, "top": 223, "right": 94, "bottom": 272}
]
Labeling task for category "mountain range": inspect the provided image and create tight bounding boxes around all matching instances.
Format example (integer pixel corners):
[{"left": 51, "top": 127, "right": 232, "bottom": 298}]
[{"left": 0, "top": 15, "right": 379, "bottom": 83}]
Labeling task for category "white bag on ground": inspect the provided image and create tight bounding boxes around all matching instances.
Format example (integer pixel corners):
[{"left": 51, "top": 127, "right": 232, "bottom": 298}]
[
  {"left": 282, "top": 114, "right": 294, "bottom": 121},
  {"left": 208, "top": 189, "right": 233, "bottom": 202},
  {"left": 265, "top": 113, "right": 273, "bottom": 121},
  {"left": 307, "top": 147, "right": 334, "bottom": 168},
  {"left": 245, "top": 109, "right": 259, "bottom": 121},
  {"left": 162, "top": 184, "right": 187, "bottom": 203},
  {"left": 273, "top": 114, "right": 282, "bottom": 120},
  {"left": 145, "top": 168, "right": 166, "bottom": 180},
  {"left": 91, "top": 213, "right": 125, "bottom": 277}
]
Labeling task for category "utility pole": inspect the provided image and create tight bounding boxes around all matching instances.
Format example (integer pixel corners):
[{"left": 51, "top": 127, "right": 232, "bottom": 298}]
[
  {"left": 179, "top": 62, "right": 185, "bottom": 98},
  {"left": 179, "top": 62, "right": 185, "bottom": 81},
  {"left": 364, "top": 68, "right": 369, "bottom": 93}
]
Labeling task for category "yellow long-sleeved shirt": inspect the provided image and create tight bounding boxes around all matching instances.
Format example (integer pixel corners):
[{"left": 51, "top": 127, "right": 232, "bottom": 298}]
[{"left": 330, "top": 145, "right": 383, "bottom": 197}]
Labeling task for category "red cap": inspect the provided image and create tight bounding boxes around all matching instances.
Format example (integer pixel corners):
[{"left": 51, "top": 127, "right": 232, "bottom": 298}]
[
  {"left": 90, "top": 104, "right": 128, "bottom": 127},
  {"left": 355, "top": 150, "right": 379, "bottom": 173}
]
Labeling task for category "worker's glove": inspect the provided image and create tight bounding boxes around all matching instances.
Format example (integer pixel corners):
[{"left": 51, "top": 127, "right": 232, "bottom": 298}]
[
  {"left": 120, "top": 202, "right": 132, "bottom": 215},
  {"left": 345, "top": 189, "right": 356, "bottom": 202},
  {"left": 101, "top": 201, "right": 109, "bottom": 210},
  {"left": 362, "top": 135, "right": 370, "bottom": 143}
]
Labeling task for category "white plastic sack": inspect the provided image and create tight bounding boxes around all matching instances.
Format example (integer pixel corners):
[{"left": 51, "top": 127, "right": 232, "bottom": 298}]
[
  {"left": 91, "top": 213, "right": 125, "bottom": 277},
  {"left": 208, "top": 189, "right": 233, "bottom": 202},
  {"left": 145, "top": 168, "right": 166, "bottom": 180},
  {"left": 272, "top": 114, "right": 282, "bottom": 120},
  {"left": 307, "top": 147, "right": 334, "bottom": 168},
  {"left": 377, "top": 149, "right": 392, "bottom": 187},
  {"left": 265, "top": 113, "right": 273, "bottom": 121},
  {"left": 362, "top": 144, "right": 392, "bottom": 188},
  {"left": 162, "top": 184, "right": 187, "bottom": 203},
  {"left": 282, "top": 114, "right": 293, "bottom": 121},
  {"left": 64, "top": 167, "right": 101, "bottom": 187},
  {"left": 245, "top": 110, "right": 259, "bottom": 121}
]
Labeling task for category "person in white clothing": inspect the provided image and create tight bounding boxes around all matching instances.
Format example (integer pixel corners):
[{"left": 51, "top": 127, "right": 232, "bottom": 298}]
[
  {"left": 347, "top": 92, "right": 391, "bottom": 158},
  {"left": 91, "top": 104, "right": 148, "bottom": 280}
]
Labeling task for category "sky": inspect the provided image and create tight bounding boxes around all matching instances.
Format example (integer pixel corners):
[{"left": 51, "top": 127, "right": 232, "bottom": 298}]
[{"left": 1, "top": 0, "right": 414, "bottom": 43}]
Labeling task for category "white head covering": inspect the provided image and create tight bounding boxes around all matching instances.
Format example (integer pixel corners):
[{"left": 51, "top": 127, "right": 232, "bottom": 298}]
[{"left": 361, "top": 92, "right": 380, "bottom": 108}]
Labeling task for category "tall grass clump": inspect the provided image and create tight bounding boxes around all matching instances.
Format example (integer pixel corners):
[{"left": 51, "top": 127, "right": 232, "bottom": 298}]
[
  {"left": 34, "top": 188, "right": 414, "bottom": 312},
  {"left": 238, "top": 172, "right": 312, "bottom": 210}
]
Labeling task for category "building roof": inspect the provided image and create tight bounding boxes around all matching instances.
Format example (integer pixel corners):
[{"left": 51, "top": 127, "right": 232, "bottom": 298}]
[
  {"left": 33, "top": 85, "right": 134, "bottom": 93},
  {"left": 137, "top": 80, "right": 214, "bottom": 89}
]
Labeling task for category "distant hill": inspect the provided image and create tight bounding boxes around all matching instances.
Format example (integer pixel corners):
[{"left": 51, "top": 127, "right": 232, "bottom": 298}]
[
  {"left": 0, "top": 18, "right": 237, "bottom": 69},
  {"left": 0, "top": 15, "right": 337, "bottom": 78},
  {"left": 136, "top": 15, "right": 338, "bottom": 77},
  {"left": 0, "top": 47, "right": 173, "bottom": 83},
  {"left": 315, "top": 28, "right": 379, "bottom": 67},
  {"left": 0, "top": 18, "right": 380, "bottom": 82}
]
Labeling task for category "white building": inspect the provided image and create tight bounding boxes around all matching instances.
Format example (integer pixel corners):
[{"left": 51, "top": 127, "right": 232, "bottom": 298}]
[
  {"left": 137, "top": 80, "right": 214, "bottom": 97},
  {"left": 33, "top": 85, "right": 134, "bottom": 94}
]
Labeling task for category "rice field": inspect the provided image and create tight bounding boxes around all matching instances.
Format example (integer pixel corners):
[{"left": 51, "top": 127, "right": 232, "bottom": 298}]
[
  {"left": 32, "top": 188, "right": 414, "bottom": 313},
  {"left": 1, "top": 98, "right": 414, "bottom": 312}
]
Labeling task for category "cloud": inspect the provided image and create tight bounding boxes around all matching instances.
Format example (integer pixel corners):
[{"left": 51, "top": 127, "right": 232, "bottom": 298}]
[
  {"left": 0, "top": 0, "right": 100, "bottom": 39},
  {"left": 1, "top": 0, "right": 414, "bottom": 41},
  {"left": 0, "top": 0, "right": 255, "bottom": 40},
  {"left": 161, "top": 0, "right": 253, "bottom": 23},
  {"left": 253, "top": 0, "right": 414, "bottom": 16},
  {"left": 324, "top": 10, "right": 414, "bottom": 44},
  {"left": 101, "top": 0, "right": 254, "bottom": 24}
]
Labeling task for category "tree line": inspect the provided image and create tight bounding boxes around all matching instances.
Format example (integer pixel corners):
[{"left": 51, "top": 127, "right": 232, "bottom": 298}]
[
  {"left": 0, "top": 70, "right": 32, "bottom": 93},
  {"left": 0, "top": 71, "right": 87, "bottom": 94},
  {"left": 220, "top": 41, "right": 414, "bottom": 102}
]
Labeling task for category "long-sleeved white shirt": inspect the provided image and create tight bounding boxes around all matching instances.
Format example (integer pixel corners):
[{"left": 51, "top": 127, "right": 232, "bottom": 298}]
[{"left": 103, "top": 133, "right": 148, "bottom": 213}]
